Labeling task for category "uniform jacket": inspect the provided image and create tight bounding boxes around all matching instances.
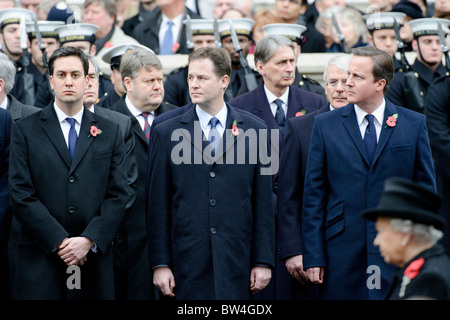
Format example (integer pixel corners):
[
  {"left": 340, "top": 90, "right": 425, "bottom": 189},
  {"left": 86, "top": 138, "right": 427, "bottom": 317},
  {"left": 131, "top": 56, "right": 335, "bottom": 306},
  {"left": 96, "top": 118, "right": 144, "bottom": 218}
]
[
  {"left": 387, "top": 59, "right": 448, "bottom": 114},
  {"left": 147, "top": 103, "right": 275, "bottom": 299},
  {"left": 110, "top": 96, "right": 177, "bottom": 299},
  {"left": 302, "top": 100, "right": 436, "bottom": 300},
  {"left": 425, "top": 76, "right": 450, "bottom": 255},
  {"left": 8, "top": 104, "right": 129, "bottom": 299}
]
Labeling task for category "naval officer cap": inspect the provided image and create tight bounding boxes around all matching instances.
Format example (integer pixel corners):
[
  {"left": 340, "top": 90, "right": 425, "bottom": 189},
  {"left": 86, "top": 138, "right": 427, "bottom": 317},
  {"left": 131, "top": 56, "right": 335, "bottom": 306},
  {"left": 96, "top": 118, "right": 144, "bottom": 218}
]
[
  {"left": 26, "top": 20, "right": 65, "bottom": 40},
  {"left": 184, "top": 18, "right": 215, "bottom": 35},
  {"left": 101, "top": 43, "right": 155, "bottom": 70},
  {"left": 55, "top": 23, "right": 98, "bottom": 45},
  {"left": 217, "top": 18, "right": 255, "bottom": 39},
  {"left": 409, "top": 18, "right": 450, "bottom": 38},
  {"left": 0, "top": 8, "right": 37, "bottom": 30},
  {"left": 364, "top": 12, "right": 406, "bottom": 31},
  {"left": 262, "top": 23, "right": 307, "bottom": 45}
]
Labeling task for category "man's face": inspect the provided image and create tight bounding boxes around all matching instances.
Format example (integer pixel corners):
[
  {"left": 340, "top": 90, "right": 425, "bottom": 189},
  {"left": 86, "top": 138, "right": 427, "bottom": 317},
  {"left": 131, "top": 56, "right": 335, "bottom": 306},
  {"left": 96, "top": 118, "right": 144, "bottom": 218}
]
[
  {"left": 346, "top": 55, "right": 384, "bottom": 107},
  {"left": 275, "top": 0, "right": 306, "bottom": 22},
  {"left": 83, "top": 60, "right": 99, "bottom": 108},
  {"left": 1, "top": 24, "right": 23, "bottom": 58},
  {"left": 62, "top": 41, "right": 96, "bottom": 55},
  {"left": 256, "top": 46, "right": 296, "bottom": 91},
  {"left": 435, "top": 0, "right": 450, "bottom": 12},
  {"left": 188, "top": 58, "right": 228, "bottom": 109},
  {"left": 20, "top": 0, "right": 41, "bottom": 13},
  {"left": 413, "top": 35, "right": 443, "bottom": 66},
  {"left": 213, "top": 0, "right": 237, "bottom": 18},
  {"left": 111, "top": 68, "right": 126, "bottom": 96},
  {"left": 371, "top": 29, "right": 398, "bottom": 57},
  {"left": 193, "top": 34, "right": 216, "bottom": 51},
  {"left": 324, "top": 64, "right": 348, "bottom": 108},
  {"left": 83, "top": 2, "right": 115, "bottom": 36},
  {"left": 221, "top": 35, "right": 251, "bottom": 64},
  {"left": 315, "top": 0, "right": 346, "bottom": 12},
  {"left": 125, "top": 65, "right": 164, "bottom": 112},
  {"left": 30, "top": 38, "right": 60, "bottom": 68},
  {"left": 50, "top": 55, "right": 88, "bottom": 106}
]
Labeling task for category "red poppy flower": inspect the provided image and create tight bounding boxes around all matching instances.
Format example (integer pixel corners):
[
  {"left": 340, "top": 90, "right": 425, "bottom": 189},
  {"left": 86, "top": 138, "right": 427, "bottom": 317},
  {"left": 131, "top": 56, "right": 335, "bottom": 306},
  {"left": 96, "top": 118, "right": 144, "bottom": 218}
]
[
  {"left": 172, "top": 42, "right": 180, "bottom": 53},
  {"left": 296, "top": 109, "right": 307, "bottom": 117},
  {"left": 89, "top": 126, "right": 102, "bottom": 137},
  {"left": 386, "top": 116, "right": 397, "bottom": 127},
  {"left": 231, "top": 125, "right": 239, "bottom": 136},
  {"left": 385, "top": 113, "right": 398, "bottom": 128},
  {"left": 404, "top": 256, "right": 425, "bottom": 280}
]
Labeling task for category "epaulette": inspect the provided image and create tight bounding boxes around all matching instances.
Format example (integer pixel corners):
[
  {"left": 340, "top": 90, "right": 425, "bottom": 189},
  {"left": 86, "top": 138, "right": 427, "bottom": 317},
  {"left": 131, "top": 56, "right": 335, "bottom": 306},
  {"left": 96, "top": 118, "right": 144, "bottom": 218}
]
[{"left": 298, "top": 74, "right": 321, "bottom": 87}]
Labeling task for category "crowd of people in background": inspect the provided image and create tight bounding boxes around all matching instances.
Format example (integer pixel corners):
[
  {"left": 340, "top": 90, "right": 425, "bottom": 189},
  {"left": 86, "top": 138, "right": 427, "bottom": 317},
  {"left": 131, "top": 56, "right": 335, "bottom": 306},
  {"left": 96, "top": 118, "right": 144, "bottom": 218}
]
[{"left": 0, "top": 0, "right": 450, "bottom": 301}]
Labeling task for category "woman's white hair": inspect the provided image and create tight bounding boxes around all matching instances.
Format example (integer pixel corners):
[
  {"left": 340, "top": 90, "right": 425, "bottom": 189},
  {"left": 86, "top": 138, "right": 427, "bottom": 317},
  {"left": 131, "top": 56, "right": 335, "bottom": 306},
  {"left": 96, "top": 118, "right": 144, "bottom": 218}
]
[{"left": 390, "top": 218, "right": 443, "bottom": 245}]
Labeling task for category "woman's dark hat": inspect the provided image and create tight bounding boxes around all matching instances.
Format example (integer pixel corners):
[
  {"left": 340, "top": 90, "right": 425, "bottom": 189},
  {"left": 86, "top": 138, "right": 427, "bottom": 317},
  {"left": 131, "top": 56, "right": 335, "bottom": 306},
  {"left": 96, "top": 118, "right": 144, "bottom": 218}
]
[{"left": 362, "top": 177, "right": 445, "bottom": 230}]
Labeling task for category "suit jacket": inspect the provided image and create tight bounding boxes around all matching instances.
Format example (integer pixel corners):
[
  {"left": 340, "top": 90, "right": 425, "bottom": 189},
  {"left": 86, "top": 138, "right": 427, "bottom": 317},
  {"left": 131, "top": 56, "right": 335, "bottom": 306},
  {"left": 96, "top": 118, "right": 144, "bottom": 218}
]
[
  {"left": 229, "top": 82, "right": 326, "bottom": 194},
  {"left": 109, "top": 96, "right": 177, "bottom": 299},
  {"left": 277, "top": 104, "right": 330, "bottom": 260},
  {"left": 131, "top": 7, "right": 201, "bottom": 55},
  {"left": 0, "top": 108, "right": 11, "bottom": 243},
  {"left": 147, "top": 103, "right": 275, "bottom": 299},
  {"left": 8, "top": 104, "right": 129, "bottom": 299},
  {"left": 302, "top": 100, "right": 436, "bottom": 300},
  {"left": 6, "top": 94, "right": 40, "bottom": 122}
]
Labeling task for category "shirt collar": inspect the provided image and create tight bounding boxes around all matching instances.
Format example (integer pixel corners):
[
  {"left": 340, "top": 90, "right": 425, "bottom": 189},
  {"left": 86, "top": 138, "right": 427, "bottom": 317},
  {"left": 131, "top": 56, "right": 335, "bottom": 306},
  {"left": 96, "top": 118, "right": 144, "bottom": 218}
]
[
  {"left": 125, "top": 95, "right": 154, "bottom": 118},
  {"left": 195, "top": 103, "right": 228, "bottom": 131},
  {"left": 53, "top": 102, "right": 84, "bottom": 125},
  {"left": 264, "top": 85, "right": 290, "bottom": 105},
  {"left": 354, "top": 99, "right": 386, "bottom": 126}
]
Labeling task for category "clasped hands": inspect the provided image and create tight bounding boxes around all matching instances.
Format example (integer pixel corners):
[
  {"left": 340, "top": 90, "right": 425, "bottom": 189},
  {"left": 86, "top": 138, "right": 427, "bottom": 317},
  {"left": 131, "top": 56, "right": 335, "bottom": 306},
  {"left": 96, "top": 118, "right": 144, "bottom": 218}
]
[{"left": 57, "top": 237, "right": 93, "bottom": 266}]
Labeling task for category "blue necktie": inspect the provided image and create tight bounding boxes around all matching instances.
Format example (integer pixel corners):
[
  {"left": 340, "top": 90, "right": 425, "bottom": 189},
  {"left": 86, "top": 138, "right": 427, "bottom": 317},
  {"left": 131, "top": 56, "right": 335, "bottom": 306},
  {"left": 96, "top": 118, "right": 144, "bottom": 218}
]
[
  {"left": 66, "top": 117, "right": 77, "bottom": 160},
  {"left": 364, "top": 114, "right": 377, "bottom": 163},
  {"left": 209, "top": 117, "right": 220, "bottom": 157},
  {"left": 274, "top": 99, "right": 286, "bottom": 137},
  {"left": 160, "top": 20, "right": 174, "bottom": 55}
]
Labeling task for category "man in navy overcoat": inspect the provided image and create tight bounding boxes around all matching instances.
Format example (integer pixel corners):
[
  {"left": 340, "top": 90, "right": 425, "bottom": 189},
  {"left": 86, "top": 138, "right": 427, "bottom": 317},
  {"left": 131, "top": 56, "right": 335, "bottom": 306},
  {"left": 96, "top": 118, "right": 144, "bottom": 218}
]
[{"left": 302, "top": 47, "right": 436, "bottom": 300}]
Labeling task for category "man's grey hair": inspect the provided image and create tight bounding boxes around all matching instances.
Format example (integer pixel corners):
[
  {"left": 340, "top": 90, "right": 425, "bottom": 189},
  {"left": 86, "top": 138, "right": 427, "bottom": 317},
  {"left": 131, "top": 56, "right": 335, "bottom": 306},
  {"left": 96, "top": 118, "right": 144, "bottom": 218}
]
[
  {"left": 323, "top": 54, "right": 351, "bottom": 81},
  {"left": 0, "top": 52, "right": 17, "bottom": 93},
  {"left": 390, "top": 218, "right": 444, "bottom": 245},
  {"left": 120, "top": 47, "right": 162, "bottom": 82},
  {"left": 254, "top": 35, "right": 295, "bottom": 65}
]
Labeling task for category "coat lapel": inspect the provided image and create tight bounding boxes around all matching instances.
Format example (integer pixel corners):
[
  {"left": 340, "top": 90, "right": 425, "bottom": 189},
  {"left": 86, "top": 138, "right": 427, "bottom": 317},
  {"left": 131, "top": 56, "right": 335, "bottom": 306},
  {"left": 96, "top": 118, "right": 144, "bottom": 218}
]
[
  {"left": 342, "top": 104, "right": 371, "bottom": 166},
  {"left": 372, "top": 99, "right": 396, "bottom": 165},
  {"left": 41, "top": 105, "right": 72, "bottom": 169},
  {"left": 213, "top": 104, "right": 245, "bottom": 163},
  {"left": 70, "top": 108, "right": 97, "bottom": 174},
  {"left": 179, "top": 104, "right": 208, "bottom": 162}
]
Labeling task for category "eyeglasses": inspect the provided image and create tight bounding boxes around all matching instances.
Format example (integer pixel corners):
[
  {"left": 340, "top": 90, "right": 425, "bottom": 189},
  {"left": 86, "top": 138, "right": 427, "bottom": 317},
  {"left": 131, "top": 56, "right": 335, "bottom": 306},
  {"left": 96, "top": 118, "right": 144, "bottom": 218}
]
[
  {"left": 326, "top": 79, "right": 347, "bottom": 87},
  {"left": 276, "top": 0, "right": 302, "bottom": 5}
]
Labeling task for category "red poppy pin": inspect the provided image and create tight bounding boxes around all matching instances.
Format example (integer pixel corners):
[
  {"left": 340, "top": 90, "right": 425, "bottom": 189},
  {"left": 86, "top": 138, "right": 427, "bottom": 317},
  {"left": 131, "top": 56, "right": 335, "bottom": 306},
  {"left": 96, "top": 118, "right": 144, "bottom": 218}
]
[
  {"left": 172, "top": 42, "right": 180, "bottom": 53},
  {"left": 295, "top": 109, "right": 307, "bottom": 117},
  {"left": 88, "top": 125, "right": 102, "bottom": 137},
  {"left": 399, "top": 256, "right": 425, "bottom": 298},
  {"left": 230, "top": 120, "right": 239, "bottom": 137},
  {"left": 104, "top": 41, "right": 114, "bottom": 49},
  {"left": 385, "top": 113, "right": 398, "bottom": 128}
]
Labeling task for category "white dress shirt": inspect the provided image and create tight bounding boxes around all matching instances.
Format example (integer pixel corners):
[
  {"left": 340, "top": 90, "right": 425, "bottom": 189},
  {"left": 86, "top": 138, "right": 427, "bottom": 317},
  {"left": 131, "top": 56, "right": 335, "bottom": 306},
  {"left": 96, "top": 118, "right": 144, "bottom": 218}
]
[{"left": 354, "top": 99, "right": 386, "bottom": 143}]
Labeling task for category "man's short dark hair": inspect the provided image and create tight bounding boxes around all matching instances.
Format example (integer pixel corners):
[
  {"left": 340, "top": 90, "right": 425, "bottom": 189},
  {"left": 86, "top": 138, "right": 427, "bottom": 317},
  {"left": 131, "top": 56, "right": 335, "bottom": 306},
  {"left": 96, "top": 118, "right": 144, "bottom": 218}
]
[
  {"left": 188, "top": 47, "right": 232, "bottom": 79},
  {"left": 48, "top": 46, "right": 89, "bottom": 77},
  {"left": 351, "top": 46, "right": 394, "bottom": 94}
]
